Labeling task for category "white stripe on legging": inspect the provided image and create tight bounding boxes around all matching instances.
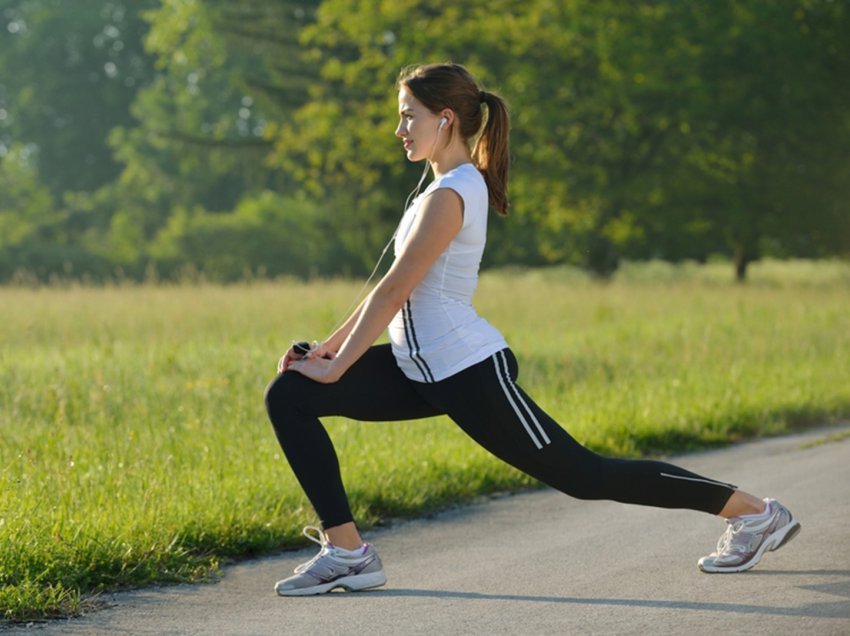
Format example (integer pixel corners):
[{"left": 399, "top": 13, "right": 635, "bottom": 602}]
[
  {"left": 659, "top": 473, "right": 737, "bottom": 489},
  {"left": 492, "top": 351, "right": 551, "bottom": 449}
]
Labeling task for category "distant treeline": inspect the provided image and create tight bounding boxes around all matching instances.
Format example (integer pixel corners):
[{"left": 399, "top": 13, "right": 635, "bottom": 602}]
[{"left": 1, "top": 0, "right": 849, "bottom": 283}]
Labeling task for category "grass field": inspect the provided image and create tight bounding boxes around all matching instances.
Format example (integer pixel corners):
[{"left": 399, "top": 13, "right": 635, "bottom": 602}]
[{"left": 2, "top": 259, "right": 849, "bottom": 620}]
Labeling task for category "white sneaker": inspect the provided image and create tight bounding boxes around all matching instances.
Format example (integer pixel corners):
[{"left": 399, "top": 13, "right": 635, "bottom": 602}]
[
  {"left": 698, "top": 499, "right": 801, "bottom": 573},
  {"left": 275, "top": 526, "right": 387, "bottom": 596}
]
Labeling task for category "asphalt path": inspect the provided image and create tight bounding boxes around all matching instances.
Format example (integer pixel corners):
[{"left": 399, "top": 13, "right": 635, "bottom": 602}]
[{"left": 17, "top": 423, "right": 850, "bottom": 635}]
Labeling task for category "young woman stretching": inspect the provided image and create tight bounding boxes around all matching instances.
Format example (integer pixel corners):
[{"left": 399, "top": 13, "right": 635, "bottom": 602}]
[{"left": 264, "top": 63, "right": 800, "bottom": 596}]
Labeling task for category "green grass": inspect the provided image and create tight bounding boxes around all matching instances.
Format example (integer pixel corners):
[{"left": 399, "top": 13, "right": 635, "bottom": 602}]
[
  {"left": 2, "top": 259, "right": 849, "bottom": 620},
  {"left": 799, "top": 428, "right": 850, "bottom": 450}
]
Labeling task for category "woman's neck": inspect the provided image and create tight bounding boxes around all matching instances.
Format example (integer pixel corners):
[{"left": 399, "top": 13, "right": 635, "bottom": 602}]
[{"left": 429, "top": 143, "right": 472, "bottom": 179}]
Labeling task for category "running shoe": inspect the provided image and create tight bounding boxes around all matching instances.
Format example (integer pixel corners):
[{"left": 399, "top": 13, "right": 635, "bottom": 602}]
[
  {"left": 275, "top": 526, "right": 387, "bottom": 596},
  {"left": 698, "top": 498, "right": 801, "bottom": 573}
]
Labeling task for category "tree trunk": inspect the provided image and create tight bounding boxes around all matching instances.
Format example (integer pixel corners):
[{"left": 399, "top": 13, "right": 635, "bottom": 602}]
[
  {"left": 734, "top": 243, "right": 749, "bottom": 283},
  {"left": 587, "top": 234, "right": 619, "bottom": 279}
]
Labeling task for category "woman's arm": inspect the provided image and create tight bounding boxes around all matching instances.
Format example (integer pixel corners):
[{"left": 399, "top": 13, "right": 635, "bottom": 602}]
[
  {"left": 277, "top": 299, "right": 366, "bottom": 373},
  {"left": 288, "top": 188, "right": 464, "bottom": 383}
]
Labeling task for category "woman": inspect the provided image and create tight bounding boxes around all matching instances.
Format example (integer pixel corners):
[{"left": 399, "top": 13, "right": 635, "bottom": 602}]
[{"left": 264, "top": 63, "right": 800, "bottom": 596}]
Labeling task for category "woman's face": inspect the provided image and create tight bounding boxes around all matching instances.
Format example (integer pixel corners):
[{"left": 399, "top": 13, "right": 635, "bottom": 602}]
[{"left": 395, "top": 88, "right": 443, "bottom": 162}]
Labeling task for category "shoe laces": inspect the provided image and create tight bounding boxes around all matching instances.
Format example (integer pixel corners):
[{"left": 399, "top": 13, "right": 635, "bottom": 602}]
[
  {"left": 293, "top": 525, "right": 332, "bottom": 574},
  {"left": 716, "top": 519, "right": 747, "bottom": 555},
  {"left": 716, "top": 504, "right": 772, "bottom": 555}
]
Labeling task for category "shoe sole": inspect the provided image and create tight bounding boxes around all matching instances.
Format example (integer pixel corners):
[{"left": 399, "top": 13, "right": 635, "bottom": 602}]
[
  {"left": 698, "top": 519, "right": 801, "bottom": 574},
  {"left": 769, "top": 521, "right": 801, "bottom": 552},
  {"left": 275, "top": 570, "right": 387, "bottom": 596}
]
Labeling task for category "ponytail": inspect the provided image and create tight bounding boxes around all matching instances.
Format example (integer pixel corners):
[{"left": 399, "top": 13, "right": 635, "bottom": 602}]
[{"left": 473, "top": 91, "right": 510, "bottom": 216}]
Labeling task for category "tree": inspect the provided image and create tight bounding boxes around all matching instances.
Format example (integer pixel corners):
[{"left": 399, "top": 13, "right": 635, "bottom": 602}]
[
  {"left": 0, "top": 144, "right": 114, "bottom": 279},
  {"left": 272, "top": 0, "right": 850, "bottom": 279},
  {"left": 96, "top": 0, "right": 323, "bottom": 276},
  {"left": 686, "top": 0, "right": 850, "bottom": 279},
  {"left": 1, "top": 0, "right": 847, "bottom": 282},
  {"left": 0, "top": 145, "right": 54, "bottom": 250},
  {"left": 0, "top": 0, "right": 157, "bottom": 196}
]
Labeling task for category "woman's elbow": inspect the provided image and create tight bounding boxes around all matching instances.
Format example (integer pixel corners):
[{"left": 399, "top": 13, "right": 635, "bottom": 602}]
[{"left": 374, "top": 280, "right": 413, "bottom": 311}]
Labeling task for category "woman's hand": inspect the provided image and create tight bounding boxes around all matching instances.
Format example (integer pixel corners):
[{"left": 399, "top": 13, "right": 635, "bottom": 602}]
[
  {"left": 277, "top": 341, "right": 336, "bottom": 374},
  {"left": 286, "top": 356, "right": 343, "bottom": 384}
]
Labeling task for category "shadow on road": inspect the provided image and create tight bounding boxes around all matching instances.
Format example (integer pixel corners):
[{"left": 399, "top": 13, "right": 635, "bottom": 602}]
[
  {"left": 361, "top": 573, "right": 850, "bottom": 620},
  {"left": 745, "top": 569, "right": 850, "bottom": 600}
]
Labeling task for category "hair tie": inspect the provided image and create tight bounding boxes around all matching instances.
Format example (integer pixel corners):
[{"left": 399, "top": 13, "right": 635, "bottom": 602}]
[{"left": 479, "top": 90, "right": 486, "bottom": 104}]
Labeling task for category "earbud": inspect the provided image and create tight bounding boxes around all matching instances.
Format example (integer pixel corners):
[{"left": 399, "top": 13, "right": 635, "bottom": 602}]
[{"left": 438, "top": 116, "right": 448, "bottom": 130}]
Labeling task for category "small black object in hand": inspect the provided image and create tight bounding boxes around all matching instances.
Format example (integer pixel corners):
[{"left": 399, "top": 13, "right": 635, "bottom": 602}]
[{"left": 293, "top": 341, "right": 312, "bottom": 356}]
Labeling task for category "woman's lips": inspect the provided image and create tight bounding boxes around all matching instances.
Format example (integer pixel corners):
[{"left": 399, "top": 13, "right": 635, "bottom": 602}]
[{"left": 403, "top": 140, "right": 413, "bottom": 149}]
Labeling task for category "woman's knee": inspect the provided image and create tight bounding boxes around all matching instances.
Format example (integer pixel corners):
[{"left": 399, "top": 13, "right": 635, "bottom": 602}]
[
  {"left": 534, "top": 444, "right": 608, "bottom": 500},
  {"left": 264, "top": 372, "right": 306, "bottom": 424}
]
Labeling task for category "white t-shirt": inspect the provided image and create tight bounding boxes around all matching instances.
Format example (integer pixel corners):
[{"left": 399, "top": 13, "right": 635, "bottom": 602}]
[{"left": 388, "top": 163, "right": 508, "bottom": 383}]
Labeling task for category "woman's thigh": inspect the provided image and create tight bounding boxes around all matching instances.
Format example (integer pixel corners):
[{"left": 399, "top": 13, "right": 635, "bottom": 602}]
[
  {"left": 265, "top": 344, "right": 443, "bottom": 422},
  {"left": 412, "top": 349, "right": 596, "bottom": 480},
  {"left": 412, "top": 350, "right": 548, "bottom": 456}
]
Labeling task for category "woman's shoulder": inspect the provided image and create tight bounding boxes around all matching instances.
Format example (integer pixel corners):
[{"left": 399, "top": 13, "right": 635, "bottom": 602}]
[
  {"left": 433, "top": 163, "right": 488, "bottom": 228},
  {"left": 432, "top": 163, "right": 486, "bottom": 197},
  {"left": 440, "top": 162, "right": 484, "bottom": 185}
]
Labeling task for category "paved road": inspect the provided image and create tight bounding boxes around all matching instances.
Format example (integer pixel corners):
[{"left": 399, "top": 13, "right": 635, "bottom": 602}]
[{"left": 19, "top": 423, "right": 850, "bottom": 635}]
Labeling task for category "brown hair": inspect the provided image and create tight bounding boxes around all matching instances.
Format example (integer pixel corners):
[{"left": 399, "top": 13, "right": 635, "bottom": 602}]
[{"left": 398, "top": 63, "right": 511, "bottom": 216}]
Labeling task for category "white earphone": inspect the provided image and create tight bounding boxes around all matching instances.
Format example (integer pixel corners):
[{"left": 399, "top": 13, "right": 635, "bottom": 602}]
[{"left": 438, "top": 116, "right": 448, "bottom": 130}]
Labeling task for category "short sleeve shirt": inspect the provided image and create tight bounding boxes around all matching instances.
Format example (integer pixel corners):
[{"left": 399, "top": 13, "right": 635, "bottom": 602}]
[{"left": 388, "top": 163, "right": 508, "bottom": 383}]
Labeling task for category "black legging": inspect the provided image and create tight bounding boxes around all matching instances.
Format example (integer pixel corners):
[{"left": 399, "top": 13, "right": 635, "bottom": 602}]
[{"left": 264, "top": 344, "right": 735, "bottom": 529}]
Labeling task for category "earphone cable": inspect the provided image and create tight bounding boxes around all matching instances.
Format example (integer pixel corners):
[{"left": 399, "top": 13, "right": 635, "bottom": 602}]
[
  {"left": 318, "top": 157, "right": 431, "bottom": 342},
  {"left": 311, "top": 118, "right": 446, "bottom": 348}
]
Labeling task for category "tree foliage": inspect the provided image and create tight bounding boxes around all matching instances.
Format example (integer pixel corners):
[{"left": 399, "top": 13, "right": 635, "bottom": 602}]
[
  {"left": 0, "top": 0, "right": 848, "bottom": 282},
  {"left": 0, "top": 0, "right": 157, "bottom": 195}
]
